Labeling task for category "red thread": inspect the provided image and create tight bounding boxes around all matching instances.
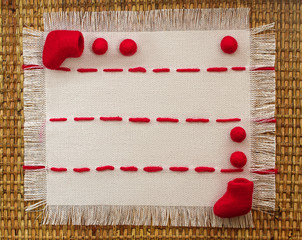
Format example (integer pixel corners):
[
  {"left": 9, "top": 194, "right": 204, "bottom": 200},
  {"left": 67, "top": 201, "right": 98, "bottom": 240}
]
[
  {"left": 221, "top": 168, "right": 244, "bottom": 173},
  {"left": 186, "top": 118, "right": 209, "bottom": 123},
  {"left": 169, "top": 167, "right": 189, "bottom": 172},
  {"left": 153, "top": 68, "right": 170, "bottom": 72},
  {"left": 129, "top": 118, "right": 150, "bottom": 123},
  {"left": 230, "top": 126, "right": 246, "bottom": 143},
  {"left": 42, "top": 30, "right": 84, "bottom": 70},
  {"left": 128, "top": 67, "right": 146, "bottom": 72},
  {"left": 120, "top": 166, "right": 138, "bottom": 171},
  {"left": 49, "top": 118, "right": 67, "bottom": 122},
  {"left": 119, "top": 39, "right": 137, "bottom": 56},
  {"left": 74, "top": 117, "right": 95, "bottom": 121},
  {"left": 73, "top": 167, "right": 90, "bottom": 172},
  {"left": 220, "top": 36, "right": 238, "bottom": 54},
  {"left": 143, "top": 166, "right": 163, "bottom": 172},
  {"left": 216, "top": 118, "right": 241, "bottom": 122},
  {"left": 195, "top": 167, "right": 215, "bottom": 172},
  {"left": 252, "top": 168, "right": 278, "bottom": 175},
  {"left": 23, "top": 166, "right": 45, "bottom": 170},
  {"left": 103, "top": 68, "right": 123, "bottom": 72},
  {"left": 50, "top": 167, "right": 67, "bottom": 172},
  {"left": 92, "top": 38, "right": 108, "bottom": 55},
  {"left": 231, "top": 67, "right": 246, "bottom": 71},
  {"left": 56, "top": 67, "right": 71, "bottom": 71},
  {"left": 156, "top": 117, "right": 179, "bottom": 123},
  {"left": 96, "top": 165, "right": 115, "bottom": 171},
  {"left": 77, "top": 68, "right": 98, "bottom": 72},
  {"left": 100, "top": 117, "right": 122, "bottom": 121},
  {"left": 213, "top": 178, "right": 253, "bottom": 218},
  {"left": 176, "top": 68, "right": 200, "bottom": 72},
  {"left": 207, "top": 67, "right": 228, "bottom": 72},
  {"left": 255, "top": 118, "right": 276, "bottom": 123},
  {"left": 230, "top": 151, "right": 247, "bottom": 168},
  {"left": 252, "top": 67, "right": 275, "bottom": 71},
  {"left": 22, "top": 64, "right": 44, "bottom": 70}
]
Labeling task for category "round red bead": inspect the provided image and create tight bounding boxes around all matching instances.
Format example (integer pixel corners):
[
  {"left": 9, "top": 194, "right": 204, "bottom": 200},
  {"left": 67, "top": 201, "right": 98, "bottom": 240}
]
[
  {"left": 230, "top": 151, "right": 247, "bottom": 168},
  {"left": 220, "top": 36, "right": 238, "bottom": 54},
  {"left": 230, "top": 126, "right": 246, "bottom": 143},
  {"left": 92, "top": 38, "right": 108, "bottom": 55},
  {"left": 119, "top": 39, "right": 137, "bottom": 56}
]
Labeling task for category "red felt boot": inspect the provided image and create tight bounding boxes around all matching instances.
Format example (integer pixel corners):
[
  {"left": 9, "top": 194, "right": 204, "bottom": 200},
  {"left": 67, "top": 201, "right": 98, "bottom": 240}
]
[
  {"left": 43, "top": 30, "right": 84, "bottom": 70},
  {"left": 213, "top": 178, "right": 253, "bottom": 218}
]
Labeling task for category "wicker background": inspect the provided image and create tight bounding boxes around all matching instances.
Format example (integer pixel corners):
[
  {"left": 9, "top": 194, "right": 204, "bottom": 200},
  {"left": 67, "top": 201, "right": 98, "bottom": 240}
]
[{"left": 0, "top": 0, "right": 301, "bottom": 239}]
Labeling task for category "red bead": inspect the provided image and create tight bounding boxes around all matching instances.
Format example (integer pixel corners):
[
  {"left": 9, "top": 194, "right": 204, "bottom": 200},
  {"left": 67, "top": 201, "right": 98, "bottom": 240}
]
[
  {"left": 220, "top": 36, "right": 238, "bottom": 54},
  {"left": 119, "top": 39, "right": 137, "bottom": 56},
  {"left": 92, "top": 38, "right": 108, "bottom": 55},
  {"left": 230, "top": 151, "right": 247, "bottom": 168},
  {"left": 230, "top": 126, "right": 246, "bottom": 143}
]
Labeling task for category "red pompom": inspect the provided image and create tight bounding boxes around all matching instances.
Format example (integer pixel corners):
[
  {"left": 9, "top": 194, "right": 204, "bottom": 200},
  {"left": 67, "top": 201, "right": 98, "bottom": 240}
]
[
  {"left": 220, "top": 36, "right": 238, "bottom": 54},
  {"left": 230, "top": 151, "right": 247, "bottom": 168},
  {"left": 119, "top": 39, "right": 137, "bottom": 56},
  {"left": 92, "top": 38, "right": 108, "bottom": 55},
  {"left": 43, "top": 30, "right": 84, "bottom": 70},
  {"left": 213, "top": 178, "right": 253, "bottom": 218},
  {"left": 230, "top": 126, "right": 246, "bottom": 143}
]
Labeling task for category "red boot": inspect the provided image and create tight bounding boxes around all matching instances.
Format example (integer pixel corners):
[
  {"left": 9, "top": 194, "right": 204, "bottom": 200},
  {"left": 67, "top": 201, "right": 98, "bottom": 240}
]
[{"left": 213, "top": 178, "right": 253, "bottom": 218}]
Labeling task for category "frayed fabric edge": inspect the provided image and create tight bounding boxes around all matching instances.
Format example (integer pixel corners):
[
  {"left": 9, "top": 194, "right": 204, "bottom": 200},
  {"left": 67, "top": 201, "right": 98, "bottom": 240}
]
[{"left": 249, "top": 24, "right": 276, "bottom": 212}]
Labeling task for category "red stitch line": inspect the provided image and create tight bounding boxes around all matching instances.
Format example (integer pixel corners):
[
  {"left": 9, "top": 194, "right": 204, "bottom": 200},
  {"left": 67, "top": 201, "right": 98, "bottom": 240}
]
[
  {"left": 255, "top": 118, "right": 276, "bottom": 123},
  {"left": 49, "top": 118, "right": 67, "bottom": 122},
  {"left": 56, "top": 67, "right": 71, "bottom": 71},
  {"left": 220, "top": 169, "right": 244, "bottom": 173},
  {"left": 169, "top": 167, "right": 189, "bottom": 172},
  {"left": 100, "top": 117, "right": 123, "bottom": 121},
  {"left": 120, "top": 166, "right": 138, "bottom": 171},
  {"left": 216, "top": 118, "right": 241, "bottom": 122},
  {"left": 207, "top": 67, "right": 228, "bottom": 72},
  {"left": 176, "top": 68, "right": 200, "bottom": 72},
  {"left": 252, "top": 168, "right": 278, "bottom": 175},
  {"left": 73, "top": 167, "right": 90, "bottom": 172},
  {"left": 186, "top": 118, "right": 209, "bottom": 123},
  {"left": 128, "top": 67, "right": 147, "bottom": 73},
  {"left": 23, "top": 166, "right": 45, "bottom": 170},
  {"left": 252, "top": 67, "right": 275, "bottom": 71},
  {"left": 50, "top": 167, "right": 67, "bottom": 172},
  {"left": 22, "top": 64, "right": 44, "bottom": 70},
  {"left": 231, "top": 67, "right": 246, "bottom": 71},
  {"left": 74, "top": 117, "right": 95, "bottom": 121},
  {"left": 96, "top": 165, "right": 115, "bottom": 171},
  {"left": 195, "top": 167, "right": 215, "bottom": 172},
  {"left": 129, "top": 118, "right": 150, "bottom": 123},
  {"left": 143, "top": 166, "right": 163, "bottom": 172},
  {"left": 103, "top": 68, "right": 123, "bottom": 72},
  {"left": 153, "top": 68, "right": 170, "bottom": 72},
  {"left": 156, "top": 117, "right": 179, "bottom": 123},
  {"left": 77, "top": 68, "right": 98, "bottom": 72}
]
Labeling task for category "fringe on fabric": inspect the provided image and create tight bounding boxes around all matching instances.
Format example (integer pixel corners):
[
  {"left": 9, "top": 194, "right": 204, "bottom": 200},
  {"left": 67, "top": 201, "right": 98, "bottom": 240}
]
[
  {"left": 250, "top": 23, "right": 276, "bottom": 211},
  {"left": 23, "top": 8, "right": 275, "bottom": 227}
]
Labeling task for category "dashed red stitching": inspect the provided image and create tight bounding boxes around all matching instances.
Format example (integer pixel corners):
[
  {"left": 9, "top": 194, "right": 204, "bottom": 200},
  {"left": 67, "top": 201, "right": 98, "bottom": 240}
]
[
  {"left": 143, "top": 166, "right": 163, "bottom": 172},
  {"left": 74, "top": 117, "right": 95, "bottom": 121},
  {"left": 153, "top": 68, "right": 170, "bottom": 72},
  {"left": 100, "top": 117, "right": 123, "bottom": 121},
  {"left": 77, "top": 68, "right": 98, "bottom": 72},
  {"left": 23, "top": 166, "right": 45, "bottom": 170},
  {"left": 57, "top": 67, "right": 71, "bottom": 71},
  {"left": 176, "top": 68, "right": 200, "bottom": 72},
  {"left": 96, "top": 165, "right": 115, "bottom": 171},
  {"left": 22, "top": 64, "right": 44, "bottom": 70},
  {"left": 169, "top": 167, "right": 189, "bottom": 172},
  {"left": 49, "top": 118, "right": 67, "bottom": 122},
  {"left": 128, "top": 67, "right": 147, "bottom": 73},
  {"left": 103, "top": 68, "right": 123, "bottom": 72},
  {"left": 156, "top": 117, "right": 179, "bottom": 123},
  {"left": 252, "top": 67, "right": 275, "bottom": 71},
  {"left": 120, "top": 166, "right": 138, "bottom": 171},
  {"left": 129, "top": 117, "right": 150, "bottom": 123},
  {"left": 216, "top": 118, "right": 241, "bottom": 122},
  {"left": 195, "top": 167, "right": 215, "bottom": 172},
  {"left": 73, "top": 168, "right": 90, "bottom": 172},
  {"left": 221, "top": 169, "right": 244, "bottom": 173},
  {"left": 252, "top": 168, "right": 278, "bottom": 175},
  {"left": 255, "top": 118, "right": 276, "bottom": 123},
  {"left": 50, "top": 167, "right": 67, "bottom": 172},
  {"left": 207, "top": 67, "right": 228, "bottom": 72},
  {"left": 186, "top": 118, "right": 209, "bottom": 123},
  {"left": 231, "top": 67, "right": 246, "bottom": 71}
]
